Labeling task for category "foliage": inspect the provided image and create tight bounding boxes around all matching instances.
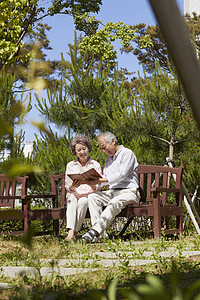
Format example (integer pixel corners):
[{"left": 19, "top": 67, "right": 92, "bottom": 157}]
[
  {"left": 27, "top": 132, "right": 70, "bottom": 193},
  {"left": 133, "top": 63, "right": 200, "bottom": 191},
  {"left": 0, "top": 69, "right": 31, "bottom": 158},
  {"left": 35, "top": 32, "right": 133, "bottom": 139},
  {"left": 49, "top": 0, "right": 102, "bottom": 19},
  {"left": 185, "top": 12, "right": 200, "bottom": 58},
  {"left": 78, "top": 18, "right": 152, "bottom": 66},
  {"left": 14, "top": 22, "right": 56, "bottom": 89},
  {"left": 119, "top": 263, "right": 200, "bottom": 300},
  {"left": 0, "top": 69, "right": 44, "bottom": 177},
  {"left": 0, "top": 0, "right": 103, "bottom": 70},
  {"left": 0, "top": 219, "right": 23, "bottom": 233},
  {"left": 120, "top": 13, "right": 200, "bottom": 74},
  {"left": 0, "top": 0, "right": 38, "bottom": 69},
  {"left": 105, "top": 62, "right": 200, "bottom": 176}
]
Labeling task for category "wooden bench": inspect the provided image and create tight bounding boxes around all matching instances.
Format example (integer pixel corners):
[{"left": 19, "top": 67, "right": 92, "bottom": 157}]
[
  {"left": 50, "top": 164, "right": 184, "bottom": 239},
  {"left": 0, "top": 174, "right": 58, "bottom": 234},
  {"left": 0, "top": 174, "right": 28, "bottom": 234},
  {"left": 0, "top": 164, "right": 183, "bottom": 238}
]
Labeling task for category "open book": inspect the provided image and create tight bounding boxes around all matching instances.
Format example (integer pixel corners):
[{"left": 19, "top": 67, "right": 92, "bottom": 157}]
[{"left": 67, "top": 168, "right": 102, "bottom": 183}]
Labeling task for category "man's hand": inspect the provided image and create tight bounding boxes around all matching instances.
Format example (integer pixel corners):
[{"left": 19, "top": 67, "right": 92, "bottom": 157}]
[{"left": 86, "top": 177, "right": 108, "bottom": 186}]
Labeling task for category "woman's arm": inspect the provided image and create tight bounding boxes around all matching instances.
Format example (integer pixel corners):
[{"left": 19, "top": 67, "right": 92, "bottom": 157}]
[{"left": 65, "top": 162, "right": 81, "bottom": 191}]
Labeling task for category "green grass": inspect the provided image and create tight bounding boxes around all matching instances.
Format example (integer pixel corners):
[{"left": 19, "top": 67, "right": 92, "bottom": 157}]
[{"left": 0, "top": 229, "right": 200, "bottom": 299}]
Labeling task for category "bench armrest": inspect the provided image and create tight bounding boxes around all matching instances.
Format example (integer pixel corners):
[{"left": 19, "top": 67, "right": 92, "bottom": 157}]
[
  {"left": 0, "top": 196, "right": 23, "bottom": 200},
  {"left": 21, "top": 194, "right": 58, "bottom": 209},
  {"left": 151, "top": 187, "right": 181, "bottom": 193},
  {"left": 22, "top": 194, "right": 56, "bottom": 200}
]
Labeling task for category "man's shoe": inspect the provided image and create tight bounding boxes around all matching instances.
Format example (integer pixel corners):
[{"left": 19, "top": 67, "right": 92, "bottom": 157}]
[
  {"left": 93, "top": 231, "right": 109, "bottom": 243},
  {"left": 82, "top": 229, "right": 97, "bottom": 243}
]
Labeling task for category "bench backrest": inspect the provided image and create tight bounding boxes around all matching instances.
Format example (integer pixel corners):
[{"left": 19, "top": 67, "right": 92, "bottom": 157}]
[
  {"left": 0, "top": 175, "right": 28, "bottom": 209},
  {"left": 138, "top": 165, "right": 183, "bottom": 203},
  {"left": 50, "top": 173, "right": 66, "bottom": 208},
  {"left": 50, "top": 164, "right": 183, "bottom": 207}
]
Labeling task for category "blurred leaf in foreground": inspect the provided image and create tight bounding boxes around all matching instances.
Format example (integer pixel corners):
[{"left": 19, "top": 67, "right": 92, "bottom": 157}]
[{"left": 2, "top": 160, "right": 42, "bottom": 178}]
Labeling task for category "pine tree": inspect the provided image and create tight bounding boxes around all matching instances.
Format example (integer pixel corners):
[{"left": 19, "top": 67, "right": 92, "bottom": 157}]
[
  {"left": 35, "top": 31, "right": 124, "bottom": 138},
  {"left": 120, "top": 14, "right": 200, "bottom": 74},
  {"left": 0, "top": 69, "right": 31, "bottom": 159},
  {"left": 105, "top": 61, "right": 200, "bottom": 191}
]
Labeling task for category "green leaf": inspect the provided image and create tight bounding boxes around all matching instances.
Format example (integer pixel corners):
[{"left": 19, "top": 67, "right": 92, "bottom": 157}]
[
  {"left": 184, "top": 280, "right": 200, "bottom": 300},
  {"left": 108, "top": 277, "right": 118, "bottom": 300},
  {"left": 136, "top": 275, "right": 170, "bottom": 300},
  {"left": 3, "top": 162, "right": 42, "bottom": 178},
  {"left": 0, "top": 118, "right": 13, "bottom": 136},
  {"left": 31, "top": 121, "right": 55, "bottom": 143}
]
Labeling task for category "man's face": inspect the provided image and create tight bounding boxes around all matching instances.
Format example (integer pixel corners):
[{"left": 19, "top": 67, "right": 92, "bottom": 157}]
[{"left": 98, "top": 136, "right": 117, "bottom": 157}]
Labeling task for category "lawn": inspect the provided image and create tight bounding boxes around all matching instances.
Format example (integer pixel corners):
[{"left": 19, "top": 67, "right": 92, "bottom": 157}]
[{"left": 0, "top": 227, "right": 200, "bottom": 299}]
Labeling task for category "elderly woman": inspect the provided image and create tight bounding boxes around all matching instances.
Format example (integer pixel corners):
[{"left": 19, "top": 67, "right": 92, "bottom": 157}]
[{"left": 65, "top": 135, "right": 102, "bottom": 242}]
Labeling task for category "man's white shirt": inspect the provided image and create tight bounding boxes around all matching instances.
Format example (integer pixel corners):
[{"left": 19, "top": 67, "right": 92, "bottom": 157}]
[{"left": 103, "top": 145, "right": 139, "bottom": 190}]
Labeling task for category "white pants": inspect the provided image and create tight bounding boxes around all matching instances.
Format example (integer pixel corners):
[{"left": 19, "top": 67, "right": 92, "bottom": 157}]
[
  {"left": 87, "top": 188, "right": 140, "bottom": 236},
  {"left": 66, "top": 194, "right": 88, "bottom": 232}
]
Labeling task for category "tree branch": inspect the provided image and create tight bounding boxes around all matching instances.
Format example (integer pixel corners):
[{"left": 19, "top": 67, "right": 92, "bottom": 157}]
[
  {"left": 150, "top": 134, "right": 170, "bottom": 144},
  {"left": 16, "top": 4, "right": 38, "bottom": 46}
]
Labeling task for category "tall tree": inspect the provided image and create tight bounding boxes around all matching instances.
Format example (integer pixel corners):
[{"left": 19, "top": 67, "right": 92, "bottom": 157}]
[
  {"left": 120, "top": 13, "right": 200, "bottom": 74},
  {"left": 0, "top": 69, "right": 31, "bottom": 159},
  {"left": 105, "top": 61, "right": 200, "bottom": 191},
  {"left": 0, "top": 0, "right": 103, "bottom": 70},
  {"left": 35, "top": 32, "right": 132, "bottom": 138},
  {"left": 13, "top": 22, "right": 55, "bottom": 89}
]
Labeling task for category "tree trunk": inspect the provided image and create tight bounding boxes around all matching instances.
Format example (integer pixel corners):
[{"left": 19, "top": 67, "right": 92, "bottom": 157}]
[{"left": 167, "top": 133, "right": 175, "bottom": 187}]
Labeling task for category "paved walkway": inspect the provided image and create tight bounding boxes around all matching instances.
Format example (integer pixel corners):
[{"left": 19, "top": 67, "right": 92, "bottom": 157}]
[{"left": 1, "top": 250, "right": 200, "bottom": 280}]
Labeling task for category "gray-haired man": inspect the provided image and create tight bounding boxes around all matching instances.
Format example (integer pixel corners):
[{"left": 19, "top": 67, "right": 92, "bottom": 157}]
[{"left": 82, "top": 132, "right": 140, "bottom": 242}]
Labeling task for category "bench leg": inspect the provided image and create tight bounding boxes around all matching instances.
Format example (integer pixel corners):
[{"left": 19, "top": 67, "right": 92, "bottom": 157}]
[
  {"left": 119, "top": 217, "right": 134, "bottom": 236},
  {"left": 53, "top": 220, "right": 59, "bottom": 235},
  {"left": 153, "top": 195, "right": 161, "bottom": 239},
  {"left": 23, "top": 197, "right": 30, "bottom": 234},
  {"left": 176, "top": 215, "right": 183, "bottom": 235}
]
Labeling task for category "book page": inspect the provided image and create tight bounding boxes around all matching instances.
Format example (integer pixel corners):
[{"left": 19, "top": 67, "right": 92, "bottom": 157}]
[
  {"left": 67, "top": 173, "right": 86, "bottom": 182},
  {"left": 81, "top": 168, "right": 102, "bottom": 181},
  {"left": 67, "top": 168, "right": 102, "bottom": 182}
]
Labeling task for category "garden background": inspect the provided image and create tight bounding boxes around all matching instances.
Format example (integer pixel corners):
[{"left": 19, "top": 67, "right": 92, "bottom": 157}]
[{"left": 1, "top": 0, "right": 200, "bottom": 298}]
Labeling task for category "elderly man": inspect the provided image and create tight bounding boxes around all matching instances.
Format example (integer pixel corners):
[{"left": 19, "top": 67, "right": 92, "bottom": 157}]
[{"left": 82, "top": 131, "right": 140, "bottom": 242}]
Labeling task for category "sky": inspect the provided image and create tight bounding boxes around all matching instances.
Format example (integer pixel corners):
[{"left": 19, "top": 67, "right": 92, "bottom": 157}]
[{"left": 22, "top": 0, "right": 184, "bottom": 142}]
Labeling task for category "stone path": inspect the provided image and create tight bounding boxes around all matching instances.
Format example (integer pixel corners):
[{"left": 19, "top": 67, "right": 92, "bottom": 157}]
[{"left": 1, "top": 250, "right": 200, "bottom": 280}]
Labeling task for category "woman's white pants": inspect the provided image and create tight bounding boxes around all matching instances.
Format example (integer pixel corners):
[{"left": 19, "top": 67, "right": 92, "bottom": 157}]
[{"left": 66, "top": 194, "right": 88, "bottom": 232}]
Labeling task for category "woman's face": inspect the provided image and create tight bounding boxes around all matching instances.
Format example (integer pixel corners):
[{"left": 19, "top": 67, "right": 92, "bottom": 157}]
[{"left": 75, "top": 143, "right": 89, "bottom": 164}]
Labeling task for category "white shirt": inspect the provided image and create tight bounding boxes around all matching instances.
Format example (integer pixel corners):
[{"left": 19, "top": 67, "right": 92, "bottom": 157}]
[
  {"left": 103, "top": 145, "right": 139, "bottom": 189},
  {"left": 65, "top": 157, "right": 102, "bottom": 198}
]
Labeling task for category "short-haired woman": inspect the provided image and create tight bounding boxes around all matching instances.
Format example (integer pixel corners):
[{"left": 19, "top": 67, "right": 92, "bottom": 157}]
[{"left": 65, "top": 135, "right": 102, "bottom": 242}]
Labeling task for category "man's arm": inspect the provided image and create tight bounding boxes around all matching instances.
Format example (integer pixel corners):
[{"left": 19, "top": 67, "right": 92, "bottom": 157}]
[{"left": 105, "top": 151, "right": 137, "bottom": 185}]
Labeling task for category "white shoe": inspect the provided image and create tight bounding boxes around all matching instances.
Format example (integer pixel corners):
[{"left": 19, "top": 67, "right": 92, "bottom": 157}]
[
  {"left": 82, "top": 229, "right": 97, "bottom": 243},
  {"left": 93, "top": 231, "right": 109, "bottom": 243}
]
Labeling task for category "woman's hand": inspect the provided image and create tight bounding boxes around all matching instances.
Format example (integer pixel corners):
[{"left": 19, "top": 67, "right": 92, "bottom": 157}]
[{"left": 69, "top": 180, "right": 81, "bottom": 191}]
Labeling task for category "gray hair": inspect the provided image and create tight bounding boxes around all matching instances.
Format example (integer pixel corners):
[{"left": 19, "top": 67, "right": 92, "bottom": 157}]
[
  {"left": 70, "top": 135, "right": 92, "bottom": 156},
  {"left": 98, "top": 132, "right": 118, "bottom": 144}
]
